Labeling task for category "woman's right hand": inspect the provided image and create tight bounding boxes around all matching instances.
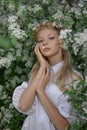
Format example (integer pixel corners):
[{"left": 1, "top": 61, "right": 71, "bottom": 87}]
[{"left": 34, "top": 44, "right": 49, "bottom": 70}]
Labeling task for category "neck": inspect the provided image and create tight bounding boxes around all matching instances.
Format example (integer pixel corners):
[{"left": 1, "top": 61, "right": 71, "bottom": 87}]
[{"left": 48, "top": 48, "right": 63, "bottom": 66}]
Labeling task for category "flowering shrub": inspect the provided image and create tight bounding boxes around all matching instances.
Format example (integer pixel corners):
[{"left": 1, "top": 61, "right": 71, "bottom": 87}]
[
  {"left": 0, "top": 0, "right": 87, "bottom": 129},
  {"left": 67, "top": 80, "right": 87, "bottom": 130}
]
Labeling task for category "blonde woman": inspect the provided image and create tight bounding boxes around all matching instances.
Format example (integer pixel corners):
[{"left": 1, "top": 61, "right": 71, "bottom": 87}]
[{"left": 12, "top": 21, "right": 82, "bottom": 130}]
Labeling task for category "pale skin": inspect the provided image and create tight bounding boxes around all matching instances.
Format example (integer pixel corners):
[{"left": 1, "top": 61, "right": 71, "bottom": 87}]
[{"left": 19, "top": 28, "right": 70, "bottom": 130}]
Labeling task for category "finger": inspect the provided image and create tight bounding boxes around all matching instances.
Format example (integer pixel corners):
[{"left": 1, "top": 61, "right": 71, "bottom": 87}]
[
  {"left": 36, "top": 46, "right": 43, "bottom": 59},
  {"left": 35, "top": 45, "right": 40, "bottom": 54},
  {"left": 34, "top": 45, "right": 40, "bottom": 56},
  {"left": 34, "top": 45, "right": 38, "bottom": 54},
  {"left": 35, "top": 46, "right": 44, "bottom": 64}
]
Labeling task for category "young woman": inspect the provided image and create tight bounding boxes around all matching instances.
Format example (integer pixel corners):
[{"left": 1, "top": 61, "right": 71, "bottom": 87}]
[{"left": 12, "top": 21, "right": 83, "bottom": 130}]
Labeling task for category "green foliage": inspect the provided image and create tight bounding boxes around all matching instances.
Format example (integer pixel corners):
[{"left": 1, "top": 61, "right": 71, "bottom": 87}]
[
  {"left": 67, "top": 80, "right": 87, "bottom": 130},
  {"left": 0, "top": 35, "right": 13, "bottom": 49}
]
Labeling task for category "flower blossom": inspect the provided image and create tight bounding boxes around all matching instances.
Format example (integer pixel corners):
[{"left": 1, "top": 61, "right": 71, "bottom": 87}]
[
  {"left": 28, "top": 4, "right": 42, "bottom": 13},
  {"left": 8, "top": 15, "right": 18, "bottom": 23},
  {"left": 11, "top": 29, "right": 27, "bottom": 39},
  {"left": 8, "top": 15, "right": 27, "bottom": 39},
  {"left": 0, "top": 54, "right": 14, "bottom": 68},
  {"left": 59, "top": 29, "right": 72, "bottom": 39},
  {"left": 74, "top": 29, "right": 87, "bottom": 45}
]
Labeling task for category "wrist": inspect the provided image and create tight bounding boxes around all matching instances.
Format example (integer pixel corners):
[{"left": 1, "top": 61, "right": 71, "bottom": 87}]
[
  {"left": 39, "top": 66, "right": 46, "bottom": 71},
  {"left": 36, "top": 87, "right": 45, "bottom": 95}
]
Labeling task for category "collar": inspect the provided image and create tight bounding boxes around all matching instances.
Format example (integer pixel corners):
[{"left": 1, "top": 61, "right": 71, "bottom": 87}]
[{"left": 50, "top": 61, "right": 64, "bottom": 74}]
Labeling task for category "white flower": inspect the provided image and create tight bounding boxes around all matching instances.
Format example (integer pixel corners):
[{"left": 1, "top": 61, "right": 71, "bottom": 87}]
[
  {"left": 83, "top": 9, "right": 87, "bottom": 14},
  {"left": 84, "top": 91, "right": 87, "bottom": 97},
  {"left": 1, "top": 92, "right": 8, "bottom": 99},
  {"left": 52, "top": 11, "right": 63, "bottom": 20},
  {"left": 0, "top": 85, "right": 3, "bottom": 92},
  {"left": 71, "top": 7, "right": 81, "bottom": 17},
  {"left": 28, "top": 23, "right": 34, "bottom": 29},
  {"left": 0, "top": 54, "right": 14, "bottom": 68},
  {"left": 73, "top": 80, "right": 80, "bottom": 89},
  {"left": 8, "top": 15, "right": 18, "bottom": 23},
  {"left": 42, "top": 0, "right": 49, "bottom": 4},
  {"left": 78, "top": 3, "right": 84, "bottom": 7},
  {"left": 11, "top": 29, "right": 27, "bottom": 39},
  {"left": 83, "top": 107, "right": 87, "bottom": 114},
  {"left": 1, "top": 106, "right": 5, "bottom": 112},
  {"left": 4, "top": 111, "right": 13, "bottom": 119},
  {"left": 32, "top": 22, "right": 40, "bottom": 30},
  {"left": 74, "top": 29, "right": 87, "bottom": 45},
  {"left": 72, "top": 29, "right": 87, "bottom": 55},
  {"left": 17, "top": 5, "right": 26, "bottom": 16},
  {"left": 33, "top": 4, "right": 42, "bottom": 13},
  {"left": 8, "top": 3, "right": 15, "bottom": 11},
  {"left": 8, "top": 23, "right": 20, "bottom": 30},
  {"left": 72, "top": 43, "right": 80, "bottom": 55},
  {"left": 12, "top": 76, "right": 20, "bottom": 83},
  {"left": 8, "top": 15, "right": 27, "bottom": 40},
  {"left": 25, "top": 60, "right": 33, "bottom": 68},
  {"left": 27, "top": 6, "right": 32, "bottom": 11},
  {"left": 57, "top": 10, "right": 63, "bottom": 18},
  {"left": 9, "top": 103, "right": 14, "bottom": 109},
  {"left": 85, "top": 76, "right": 87, "bottom": 82},
  {"left": 59, "top": 29, "right": 72, "bottom": 39},
  {"left": 28, "top": 4, "right": 42, "bottom": 13},
  {"left": 28, "top": 23, "right": 35, "bottom": 29}
]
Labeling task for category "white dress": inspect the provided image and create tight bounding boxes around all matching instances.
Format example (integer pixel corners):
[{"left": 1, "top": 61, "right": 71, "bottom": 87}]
[{"left": 12, "top": 61, "right": 77, "bottom": 130}]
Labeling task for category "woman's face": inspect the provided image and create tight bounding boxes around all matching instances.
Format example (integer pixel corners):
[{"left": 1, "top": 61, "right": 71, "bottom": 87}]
[{"left": 37, "top": 28, "right": 61, "bottom": 57}]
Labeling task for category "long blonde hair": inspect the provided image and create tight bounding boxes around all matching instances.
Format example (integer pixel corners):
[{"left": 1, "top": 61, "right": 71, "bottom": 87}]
[{"left": 31, "top": 21, "right": 83, "bottom": 91}]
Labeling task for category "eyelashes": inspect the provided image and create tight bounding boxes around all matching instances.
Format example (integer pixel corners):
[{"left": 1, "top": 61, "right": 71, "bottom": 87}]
[
  {"left": 38, "top": 37, "right": 55, "bottom": 43},
  {"left": 38, "top": 40, "right": 43, "bottom": 43},
  {"left": 49, "top": 37, "right": 55, "bottom": 39}
]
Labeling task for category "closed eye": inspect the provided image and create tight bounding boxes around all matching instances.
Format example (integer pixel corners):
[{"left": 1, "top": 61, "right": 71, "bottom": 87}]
[
  {"left": 38, "top": 40, "right": 44, "bottom": 43},
  {"left": 49, "top": 37, "right": 55, "bottom": 40}
]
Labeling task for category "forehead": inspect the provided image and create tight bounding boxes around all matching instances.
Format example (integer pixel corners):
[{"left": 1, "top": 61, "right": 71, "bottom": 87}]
[{"left": 37, "top": 28, "right": 58, "bottom": 38}]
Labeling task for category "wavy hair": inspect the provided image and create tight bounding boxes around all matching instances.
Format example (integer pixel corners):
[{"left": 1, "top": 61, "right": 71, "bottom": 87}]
[{"left": 31, "top": 21, "right": 83, "bottom": 91}]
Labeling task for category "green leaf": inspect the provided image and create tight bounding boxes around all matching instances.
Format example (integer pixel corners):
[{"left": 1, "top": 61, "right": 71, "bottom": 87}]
[
  {"left": 22, "top": 10, "right": 28, "bottom": 17},
  {"left": 0, "top": 35, "right": 13, "bottom": 49},
  {"left": 13, "top": 0, "right": 19, "bottom": 11},
  {"left": 0, "top": 0, "right": 2, "bottom": 5},
  {"left": 11, "top": 37, "right": 17, "bottom": 46}
]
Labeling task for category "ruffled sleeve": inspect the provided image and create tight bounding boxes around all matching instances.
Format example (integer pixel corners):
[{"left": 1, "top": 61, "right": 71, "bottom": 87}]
[
  {"left": 12, "top": 81, "right": 35, "bottom": 115},
  {"left": 57, "top": 94, "right": 77, "bottom": 124}
]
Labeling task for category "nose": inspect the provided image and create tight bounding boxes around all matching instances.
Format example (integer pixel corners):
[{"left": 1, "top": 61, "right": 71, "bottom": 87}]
[{"left": 43, "top": 40, "right": 48, "bottom": 46}]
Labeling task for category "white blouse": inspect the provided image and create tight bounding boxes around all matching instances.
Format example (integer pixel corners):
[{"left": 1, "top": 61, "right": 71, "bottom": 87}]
[{"left": 12, "top": 61, "right": 77, "bottom": 130}]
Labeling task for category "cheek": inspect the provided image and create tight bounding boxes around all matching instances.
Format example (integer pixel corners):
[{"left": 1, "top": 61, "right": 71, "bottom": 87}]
[
  {"left": 53, "top": 44, "right": 60, "bottom": 52},
  {"left": 52, "top": 41, "right": 60, "bottom": 48}
]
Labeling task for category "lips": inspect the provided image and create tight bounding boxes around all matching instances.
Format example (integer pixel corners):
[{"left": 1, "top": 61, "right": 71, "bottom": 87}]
[{"left": 44, "top": 48, "right": 50, "bottom": 51}]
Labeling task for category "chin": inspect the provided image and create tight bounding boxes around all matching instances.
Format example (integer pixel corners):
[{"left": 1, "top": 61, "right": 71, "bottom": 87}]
[{"left": 43, "top": 53, "right": 53, "bottom": 57}]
